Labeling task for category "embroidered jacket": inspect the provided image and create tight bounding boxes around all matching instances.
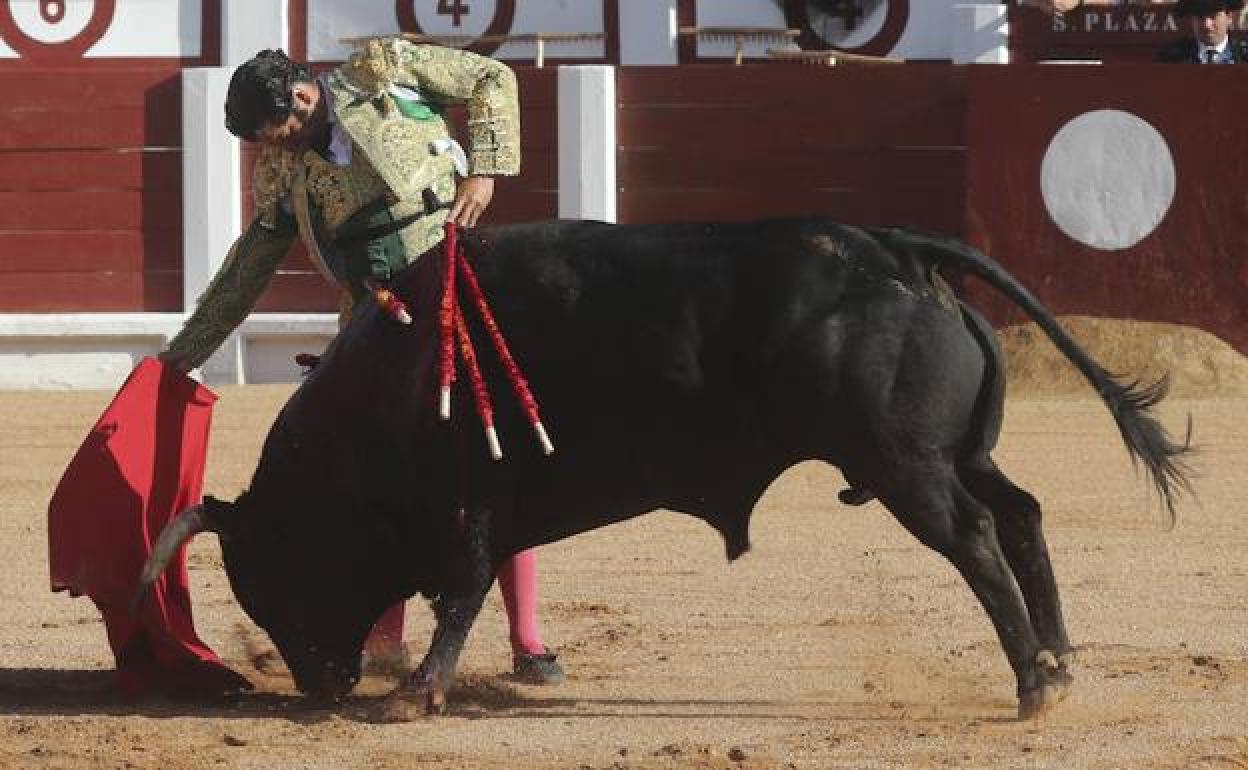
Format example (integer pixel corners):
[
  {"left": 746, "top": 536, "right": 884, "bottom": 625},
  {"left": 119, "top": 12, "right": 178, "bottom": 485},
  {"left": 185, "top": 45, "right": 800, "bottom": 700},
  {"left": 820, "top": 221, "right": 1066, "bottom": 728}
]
[{"left": 167, "top": 39, "right": 520, "bottom": 367}]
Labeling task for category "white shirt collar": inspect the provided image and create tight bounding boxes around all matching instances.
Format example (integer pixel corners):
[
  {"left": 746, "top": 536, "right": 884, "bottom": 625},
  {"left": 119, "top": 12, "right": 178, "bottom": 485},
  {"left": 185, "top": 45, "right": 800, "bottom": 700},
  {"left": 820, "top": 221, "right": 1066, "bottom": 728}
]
[
  {"left": 317, "top": 75, "right": 353, "bottom": 166},
  {"left": 1198, "top": 37, "right": 1230, "bottom": 61}
]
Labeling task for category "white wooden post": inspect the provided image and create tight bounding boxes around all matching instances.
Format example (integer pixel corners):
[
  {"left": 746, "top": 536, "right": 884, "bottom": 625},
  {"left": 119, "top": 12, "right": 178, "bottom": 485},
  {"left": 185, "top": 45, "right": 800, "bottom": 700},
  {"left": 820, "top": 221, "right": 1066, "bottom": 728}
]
[
  {"left": 181, "top": 67, "right": 244, "bottom": 383},
  {"left": 557, "top": 66, "right": 617, "bottom": 223}
]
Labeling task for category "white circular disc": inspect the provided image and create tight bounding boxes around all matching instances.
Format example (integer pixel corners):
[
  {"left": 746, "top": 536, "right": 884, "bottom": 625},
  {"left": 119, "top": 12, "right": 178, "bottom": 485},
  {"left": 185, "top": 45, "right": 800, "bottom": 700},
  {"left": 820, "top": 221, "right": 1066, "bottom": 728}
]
[
  {"left": 9, "top": 0, "right": 94, "bottom": 44},
  {"left": 1040, "top": 109, "right": 1176, "bottom": 251}
]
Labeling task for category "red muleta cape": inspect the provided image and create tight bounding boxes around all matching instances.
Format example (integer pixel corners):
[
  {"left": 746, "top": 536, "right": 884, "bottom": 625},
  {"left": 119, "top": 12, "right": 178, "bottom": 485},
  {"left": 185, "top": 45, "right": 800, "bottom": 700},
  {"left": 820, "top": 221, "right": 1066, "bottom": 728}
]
[{"left": 48, "top": 357, "right": 251, "bottom": 698}]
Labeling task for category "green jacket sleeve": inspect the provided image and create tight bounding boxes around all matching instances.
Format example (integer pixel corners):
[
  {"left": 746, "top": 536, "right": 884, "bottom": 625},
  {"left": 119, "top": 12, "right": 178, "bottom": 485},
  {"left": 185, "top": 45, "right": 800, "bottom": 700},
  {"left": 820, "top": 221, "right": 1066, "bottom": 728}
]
[{"left": 165, "top": 218, "right": 295, "bottom": 369}]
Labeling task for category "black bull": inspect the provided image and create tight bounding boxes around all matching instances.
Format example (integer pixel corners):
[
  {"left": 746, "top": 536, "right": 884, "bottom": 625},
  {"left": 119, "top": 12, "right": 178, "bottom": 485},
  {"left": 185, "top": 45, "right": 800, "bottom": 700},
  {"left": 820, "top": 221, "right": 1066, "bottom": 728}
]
[{"left": 141, "top": 217, "right": 1190, "bottom": 720}]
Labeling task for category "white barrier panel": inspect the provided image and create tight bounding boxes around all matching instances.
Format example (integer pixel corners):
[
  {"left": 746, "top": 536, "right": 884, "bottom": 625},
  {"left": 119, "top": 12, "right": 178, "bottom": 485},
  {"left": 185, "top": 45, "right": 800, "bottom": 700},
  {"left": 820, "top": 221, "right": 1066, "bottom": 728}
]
[{"left": 558, "top": 65, "right": 616, "bottom": 223}]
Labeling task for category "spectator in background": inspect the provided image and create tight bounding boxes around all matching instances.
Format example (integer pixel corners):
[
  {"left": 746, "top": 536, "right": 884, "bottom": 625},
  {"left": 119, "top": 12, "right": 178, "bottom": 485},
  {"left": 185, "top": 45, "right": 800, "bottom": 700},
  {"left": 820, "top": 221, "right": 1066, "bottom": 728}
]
[{"left": 1157, "top": 0, "right": 1248, "bottom": 62}]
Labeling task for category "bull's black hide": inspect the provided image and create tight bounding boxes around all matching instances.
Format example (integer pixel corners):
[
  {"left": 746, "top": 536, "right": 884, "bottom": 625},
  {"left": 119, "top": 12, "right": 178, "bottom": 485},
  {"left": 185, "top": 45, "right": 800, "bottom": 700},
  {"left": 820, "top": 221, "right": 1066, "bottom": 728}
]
[{"left": 147, "top": 217, "right": 1190, "bottom": 720}]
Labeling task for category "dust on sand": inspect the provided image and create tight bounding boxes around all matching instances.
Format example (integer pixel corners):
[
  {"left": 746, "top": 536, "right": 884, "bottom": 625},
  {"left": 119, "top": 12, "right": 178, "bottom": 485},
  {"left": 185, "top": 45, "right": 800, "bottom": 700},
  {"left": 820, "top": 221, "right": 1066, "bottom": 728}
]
[{"left": 1, "top": 319, "right": 1245, "bottom": 769}]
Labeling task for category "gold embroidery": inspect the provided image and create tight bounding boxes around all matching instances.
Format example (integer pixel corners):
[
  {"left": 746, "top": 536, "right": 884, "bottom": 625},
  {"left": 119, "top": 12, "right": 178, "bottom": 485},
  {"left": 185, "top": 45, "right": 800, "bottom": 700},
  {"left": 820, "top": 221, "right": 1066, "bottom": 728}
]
[
  {"left": 252, "top": 145, "right": 298, "bottom": 227},
  {"left": 166, "top": 38, "right": 522, "bottom": 366}
]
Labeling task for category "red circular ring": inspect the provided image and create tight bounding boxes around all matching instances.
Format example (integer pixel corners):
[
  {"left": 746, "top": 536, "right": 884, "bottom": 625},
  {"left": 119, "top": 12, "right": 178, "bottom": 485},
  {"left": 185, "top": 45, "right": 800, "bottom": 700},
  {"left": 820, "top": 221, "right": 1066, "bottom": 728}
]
[
  {"left": 41, "top": 0, "right": 65, "bottom": 24},
  {"left": 0, "top": 0, "right": 115, "bottom": 62},
  {"left": 783, "top": 0, "right": 909, "bottom": 58},
  {"left": 396, "top": 0, "right": 516, "bottom": 57}
]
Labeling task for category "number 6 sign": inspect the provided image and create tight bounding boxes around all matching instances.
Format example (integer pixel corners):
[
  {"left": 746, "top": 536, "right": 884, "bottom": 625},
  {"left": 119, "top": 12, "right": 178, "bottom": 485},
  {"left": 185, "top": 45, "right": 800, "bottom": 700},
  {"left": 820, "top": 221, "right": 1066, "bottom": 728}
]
[
  {"left": 396, "top": 0, "right": 515, "bottom": 56},
  {"left": 0, "top": 0, "right": 116, "bottom": 61}
]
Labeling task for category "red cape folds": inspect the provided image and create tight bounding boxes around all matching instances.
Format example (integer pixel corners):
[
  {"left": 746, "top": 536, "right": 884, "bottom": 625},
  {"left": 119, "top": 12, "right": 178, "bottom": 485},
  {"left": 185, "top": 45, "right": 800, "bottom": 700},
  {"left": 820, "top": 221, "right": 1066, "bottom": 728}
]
[{"left": 48, "top": 357, "right": 251, "bottom": 698}]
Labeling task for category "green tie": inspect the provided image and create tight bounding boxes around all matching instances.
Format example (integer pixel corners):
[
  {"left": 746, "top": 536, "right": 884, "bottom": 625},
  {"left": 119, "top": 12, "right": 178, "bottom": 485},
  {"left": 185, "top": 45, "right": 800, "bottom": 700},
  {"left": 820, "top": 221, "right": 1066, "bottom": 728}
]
[{"left": 391, "top": 93, "right": 440, "bottom": 121}]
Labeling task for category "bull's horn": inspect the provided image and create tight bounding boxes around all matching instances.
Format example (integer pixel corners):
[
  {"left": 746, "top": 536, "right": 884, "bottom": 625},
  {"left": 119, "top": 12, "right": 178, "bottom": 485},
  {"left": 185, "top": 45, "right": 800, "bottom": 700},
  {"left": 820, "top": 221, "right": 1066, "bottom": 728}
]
[{"left": 130, "top": 504, "right": 215, "bottom": 614}]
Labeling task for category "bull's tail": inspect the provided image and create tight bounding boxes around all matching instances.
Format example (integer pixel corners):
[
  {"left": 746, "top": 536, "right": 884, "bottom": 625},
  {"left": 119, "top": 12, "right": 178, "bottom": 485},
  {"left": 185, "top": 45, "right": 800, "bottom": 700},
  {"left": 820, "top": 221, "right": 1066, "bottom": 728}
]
[{"left": 896, "top": 230, "right": 1193, "bottom": 522}]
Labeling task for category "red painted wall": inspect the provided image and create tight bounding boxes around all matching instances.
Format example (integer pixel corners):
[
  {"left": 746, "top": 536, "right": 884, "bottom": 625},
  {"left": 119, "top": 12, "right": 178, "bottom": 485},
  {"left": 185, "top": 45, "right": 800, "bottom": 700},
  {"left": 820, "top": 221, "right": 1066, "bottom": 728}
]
[
  {"left": 4, "top": 48, "right": 1244, "bottom": 355},
  {"left": 0, "top": 0, "right": 220, "bottom": 313},
  {"left": 615, "top": 64, "right": 967, "bottom": 235},
  {"left": 963, "top": 64, "right": 1248, "bottom": 355}
]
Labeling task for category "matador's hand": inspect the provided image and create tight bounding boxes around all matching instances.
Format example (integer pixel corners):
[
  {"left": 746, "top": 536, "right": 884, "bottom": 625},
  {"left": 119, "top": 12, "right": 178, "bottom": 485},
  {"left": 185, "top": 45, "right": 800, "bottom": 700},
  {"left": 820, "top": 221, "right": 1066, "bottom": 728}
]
[
  {"left": 157, "top": 348, "right": 195, "bottom": 374},
  {"left": 449, "top": 176, "right": 495, "bottom": 228}
]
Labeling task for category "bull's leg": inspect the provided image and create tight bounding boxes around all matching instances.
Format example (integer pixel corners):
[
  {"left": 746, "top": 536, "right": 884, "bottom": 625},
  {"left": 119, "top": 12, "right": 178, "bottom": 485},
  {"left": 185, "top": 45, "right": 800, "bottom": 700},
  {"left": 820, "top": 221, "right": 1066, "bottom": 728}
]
[
  {"left": 877, "top": 468, "right": 1068, "bottom": 720},
  {"left": 959, "top": 456, "right": 1075, "bottom": 668},
  {"left": 379, "top": 506, "right": 495, "bottom": 722}
]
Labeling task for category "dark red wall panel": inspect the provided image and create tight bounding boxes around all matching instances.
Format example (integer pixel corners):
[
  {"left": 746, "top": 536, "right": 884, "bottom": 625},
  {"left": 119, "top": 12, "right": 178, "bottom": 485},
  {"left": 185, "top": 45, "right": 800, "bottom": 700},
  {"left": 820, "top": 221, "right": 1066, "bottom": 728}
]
[
  {"left": 964, "top": 64, "right": 1248, "bottom": 355},
  {"left": 616, "top": 64, "right": 967, "bottom": 234}
]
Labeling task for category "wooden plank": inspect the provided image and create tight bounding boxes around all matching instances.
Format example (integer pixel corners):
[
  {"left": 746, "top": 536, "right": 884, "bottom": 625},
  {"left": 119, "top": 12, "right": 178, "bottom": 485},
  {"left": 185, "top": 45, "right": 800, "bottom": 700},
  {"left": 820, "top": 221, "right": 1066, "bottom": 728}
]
[
  {"left": 509, "top": 147, "right": 557, "bottom": 188},
  {"left": 618, "top": 146, "right": 964, "bottom": 190},
  {"left": 515, "top": 109, "right": 557, "bottom": 151},
  {"left": 0, "top": 149, "right": 180, "bottom": 192},
  {"left": 618, "top": 102, "right": 963, "bottom": 151},
  {"left": 0, "top": 231, "right": 180, "bottom": 273},
  {"left": 0, "top": 71, "right": 179, "bottom": 110},
  {"left": 0, "top": 109, "right": 181, "bottom": 150},
  {"left": 487, "top": 190, "right": 558, "bottom": 224},
  {"left": 0, "top": 191, "right": 181, "bottom": 230},
  {"left": 618, "top": 186, "right": 964, "bottom": 236},
  {"left": 616, "top": 63, "right": 964, "bottom": 107},
  {"left": 0, "top": 272, "right": 181, "bottom": 312},
  {"left": 516, "top": 69, "right": 558, "bottom": 109}
]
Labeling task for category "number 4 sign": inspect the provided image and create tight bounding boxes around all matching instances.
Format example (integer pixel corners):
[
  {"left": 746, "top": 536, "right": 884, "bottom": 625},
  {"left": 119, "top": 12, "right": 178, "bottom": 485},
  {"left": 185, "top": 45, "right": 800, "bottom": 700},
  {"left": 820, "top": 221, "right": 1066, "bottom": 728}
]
[
  {"left": 398, "top": 0, "right": 515, "bottom": 55},
  {"left": 436, "top": 0, "right": 469, "bottom": 27}
]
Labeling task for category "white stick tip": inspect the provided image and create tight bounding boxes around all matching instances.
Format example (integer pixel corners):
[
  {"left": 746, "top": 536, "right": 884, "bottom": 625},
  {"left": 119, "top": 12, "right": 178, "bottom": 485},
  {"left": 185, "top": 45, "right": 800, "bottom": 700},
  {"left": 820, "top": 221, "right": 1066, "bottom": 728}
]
[
  {"left": 397, "top": 308, "right": 413, "bottom": 325},
  {"left": 534, "top": 421, "right": 555, "bottom": 455},
  {"left": 486, "top": 424, "right": 503, "bottom": 460},
  {"left": 439, "top": 387, "right": 451, "bottom": 420}
]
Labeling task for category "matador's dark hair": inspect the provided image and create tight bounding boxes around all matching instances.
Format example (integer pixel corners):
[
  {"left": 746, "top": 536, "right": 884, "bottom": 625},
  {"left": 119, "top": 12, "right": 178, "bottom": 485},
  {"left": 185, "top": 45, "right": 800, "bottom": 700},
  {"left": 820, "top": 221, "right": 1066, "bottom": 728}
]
[{"left": 224, "top": 49, "right": 314, "bottom": 140}]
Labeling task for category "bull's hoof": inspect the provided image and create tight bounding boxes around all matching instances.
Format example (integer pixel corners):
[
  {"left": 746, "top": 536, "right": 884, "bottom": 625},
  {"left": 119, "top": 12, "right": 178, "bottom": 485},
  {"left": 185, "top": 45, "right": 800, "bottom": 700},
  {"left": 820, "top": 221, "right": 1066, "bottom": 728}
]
[
  {"left": 377, "top": 694, "right": 423, "bottom": 723},
  {"left": 512, "top": 650, "right": 566, "bottom": 685},
  {"left": 376, "top": 688, "right": 445, "bottom": 722},
  {"left": 1017, "top": 655, "right": 1074, "bottom": 721},
  {"left": 376, "top": 666, "right": 449, "bottom": 722}
]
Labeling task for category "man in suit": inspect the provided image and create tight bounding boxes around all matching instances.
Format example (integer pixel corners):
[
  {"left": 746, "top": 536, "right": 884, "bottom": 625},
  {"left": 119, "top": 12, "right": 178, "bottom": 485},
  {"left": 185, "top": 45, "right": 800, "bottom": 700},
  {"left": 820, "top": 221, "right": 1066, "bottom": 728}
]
[{"left": 1157, "top": 0, "right": 1248, "bottom": 63}]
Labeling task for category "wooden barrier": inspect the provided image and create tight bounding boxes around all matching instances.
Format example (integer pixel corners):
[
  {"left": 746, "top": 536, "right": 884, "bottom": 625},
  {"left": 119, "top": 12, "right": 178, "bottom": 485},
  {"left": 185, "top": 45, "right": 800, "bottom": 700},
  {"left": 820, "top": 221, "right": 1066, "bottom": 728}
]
[
  {"left": 0, "top": 1, "right": 220, "bottom": 314},
  {"left": 4, "top": 53, "right": 1244, "bottom": 355},
  {"left": 615, "top": 64, "right": 966, "bottom": 235},
  {"left": 0, "top": 70, "right": 186, "bottom": 313},
  {"left": 963, "top": 64, "right": 1248, "bottom": 355}
]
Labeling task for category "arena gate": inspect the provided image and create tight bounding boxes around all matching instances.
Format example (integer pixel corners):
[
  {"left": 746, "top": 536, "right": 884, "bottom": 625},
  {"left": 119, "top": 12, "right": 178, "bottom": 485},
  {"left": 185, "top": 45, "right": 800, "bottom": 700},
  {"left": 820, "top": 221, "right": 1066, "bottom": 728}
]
[{"left": 0, "top": 0, "right": 220, "bottom": 313}]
